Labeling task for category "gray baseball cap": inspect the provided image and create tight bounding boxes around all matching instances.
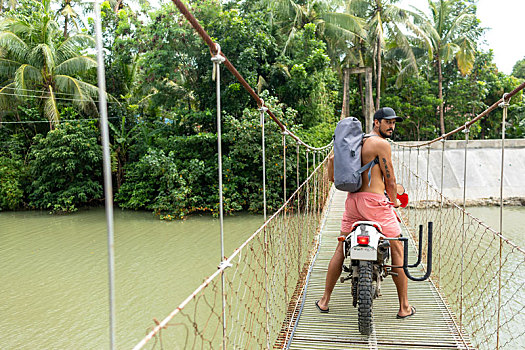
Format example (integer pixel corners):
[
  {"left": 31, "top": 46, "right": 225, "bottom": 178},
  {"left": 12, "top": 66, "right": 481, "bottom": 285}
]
[{"left": 373, "top": 107, "right": 403, "bottom": 122}]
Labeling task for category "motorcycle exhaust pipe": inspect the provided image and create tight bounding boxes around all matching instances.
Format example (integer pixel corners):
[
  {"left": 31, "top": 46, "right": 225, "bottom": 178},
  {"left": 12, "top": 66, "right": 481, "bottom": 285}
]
[{"left": 399, "top": 222, "right": 433, "bottom": 282}]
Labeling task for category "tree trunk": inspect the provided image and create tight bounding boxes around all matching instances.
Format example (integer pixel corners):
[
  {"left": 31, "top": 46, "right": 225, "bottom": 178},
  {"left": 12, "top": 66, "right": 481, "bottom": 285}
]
[
  {"left": 341, "top": 68, "right": 350, "bottom": 120},
  {"left": 358, "top": 74, "right": 365, "bottom": 119},
  {"left": 63, "top": 15, "right": 69, "bottom": 38},
  {"left": 375, "top": 36, "right": 382, "bottom": 110},
  {"left": 114, "top": 0, "right": 123, "bottom": 12},
  {"left": 365, "top": 68, "right": 374, "bottom": 132},
  {"left": 437, "top": 56, "right": 445, "bottom": 135}
]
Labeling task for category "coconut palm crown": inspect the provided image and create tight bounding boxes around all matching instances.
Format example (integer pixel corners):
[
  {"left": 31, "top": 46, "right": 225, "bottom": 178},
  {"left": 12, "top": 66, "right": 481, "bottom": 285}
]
[
  {"left": 412, "top": 0, "right": 477, "bottom": 134},
  {"left": 0, "top": 2, "right": 98, "bottom": 128}
]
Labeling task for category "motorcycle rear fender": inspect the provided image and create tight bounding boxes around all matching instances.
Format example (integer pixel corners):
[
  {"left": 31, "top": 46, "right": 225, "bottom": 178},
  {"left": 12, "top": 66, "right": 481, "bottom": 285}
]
[{"left": 347, "top": 222, "right": 384, "bottom": 261}]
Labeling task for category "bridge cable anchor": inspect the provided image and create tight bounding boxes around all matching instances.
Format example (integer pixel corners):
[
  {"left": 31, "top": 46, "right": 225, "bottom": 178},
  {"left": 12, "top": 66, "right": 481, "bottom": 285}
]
[
  {"left": 211, "top": 43, "right": 225, "bottom": 81},
  {"left": 258, "top": 100, "right": 268, "bottom": 125},
  {"left": 498, "top": 93, "right": 510, "bottom": 108},
  {"left": 462, "top": 122, "right": 470, "bottom": 134}
]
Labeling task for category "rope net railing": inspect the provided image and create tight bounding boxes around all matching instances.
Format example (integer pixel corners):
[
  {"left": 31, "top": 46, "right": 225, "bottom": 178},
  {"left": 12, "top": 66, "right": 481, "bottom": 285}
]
[
  {"left": 133, "top": 155, "right": 333, "bottom": 349},
  {"left": 392, "top": 83, "right": 525, "bottom": 349},
  {"left": 126, "top": 0, "right": 524, "bottom": 348},
  {"left": 130, "top": 0, "right": 337, "bottom": 348}
]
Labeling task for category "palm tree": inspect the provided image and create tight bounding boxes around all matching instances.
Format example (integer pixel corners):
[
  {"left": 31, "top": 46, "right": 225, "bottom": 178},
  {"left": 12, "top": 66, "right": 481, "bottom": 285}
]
[
  {"left": 318, "top": 6, "right": 367, "bottom": 119},
  {"left": 261, "top": 0, "right": 367, "bottom": 119},
  {"left": 57, "top": 0, "right": 84, "bottom": 38},
  {"left": 0, "top": 4, "right": 98, "bottom": 129},
  {"left": 352, "top": 0, "right": 423, "bottom": 111},
  {"left": 413, "top": 0, "right": 477, "bottom": 134}
]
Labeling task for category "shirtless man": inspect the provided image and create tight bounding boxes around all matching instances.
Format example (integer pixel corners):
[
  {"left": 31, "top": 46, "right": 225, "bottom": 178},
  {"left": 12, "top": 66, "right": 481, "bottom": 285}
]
[{"left": 316, "top": 107, "right": 415, "bottom": 319}]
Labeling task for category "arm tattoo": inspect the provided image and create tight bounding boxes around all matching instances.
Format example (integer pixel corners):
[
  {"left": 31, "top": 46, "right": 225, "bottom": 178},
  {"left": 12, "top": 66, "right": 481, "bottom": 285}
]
[{"left": 382, "top": 157, "right": 391, "bottom": 178}]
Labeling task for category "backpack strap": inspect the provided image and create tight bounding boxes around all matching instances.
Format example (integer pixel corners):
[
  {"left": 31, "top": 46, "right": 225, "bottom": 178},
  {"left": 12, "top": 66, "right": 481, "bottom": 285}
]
[
  {"left": 359, "top": 134, "right": 380, "bottom": 186},
  {"left": 356, "top": 157, "right": 379, "bottom": 187}
]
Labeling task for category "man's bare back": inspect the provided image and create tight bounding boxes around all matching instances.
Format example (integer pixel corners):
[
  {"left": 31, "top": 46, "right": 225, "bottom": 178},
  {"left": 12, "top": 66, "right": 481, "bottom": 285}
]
[{"left": 359, "top": 131, "right": 399, "bottom": 207}]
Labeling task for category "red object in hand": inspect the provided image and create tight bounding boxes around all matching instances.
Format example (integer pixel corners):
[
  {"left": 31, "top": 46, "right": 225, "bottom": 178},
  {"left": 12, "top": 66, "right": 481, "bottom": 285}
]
[{"left": 397, "top": 193, "right": 409, "bottom": 208}]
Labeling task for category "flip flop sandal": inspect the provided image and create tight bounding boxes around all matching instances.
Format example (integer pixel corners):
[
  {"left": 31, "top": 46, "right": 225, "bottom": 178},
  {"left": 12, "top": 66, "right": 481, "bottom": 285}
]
[
  {"left": 315, "top": 300, "right": 329, "bottom": 313},
  {"left": 396, "top": 306, "right": 416, "bottom": 319}
]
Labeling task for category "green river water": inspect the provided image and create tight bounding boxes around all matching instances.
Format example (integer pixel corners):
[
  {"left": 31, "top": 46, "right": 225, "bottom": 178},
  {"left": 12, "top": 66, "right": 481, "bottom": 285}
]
[
  {"left": 0, "top": 208, "right": 262, "bottom": 349},
  {"left": 0, "top": 206, "right": 523, "bottom": 349}
]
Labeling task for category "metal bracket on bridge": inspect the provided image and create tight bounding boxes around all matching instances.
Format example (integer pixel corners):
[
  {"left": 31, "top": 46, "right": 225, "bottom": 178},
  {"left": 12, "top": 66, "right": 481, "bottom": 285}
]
[
  {"left": 462, "top": 122, "right": 470, "bottom": 134},
  {"left": 210, "top": 43, "right": 225, "bottom": 64},
  {"left": 218, "top": 260, "right": 233, "bottom": 270},
  {"left": 498, "top": 93, "right": 510, "bottom": 108}
]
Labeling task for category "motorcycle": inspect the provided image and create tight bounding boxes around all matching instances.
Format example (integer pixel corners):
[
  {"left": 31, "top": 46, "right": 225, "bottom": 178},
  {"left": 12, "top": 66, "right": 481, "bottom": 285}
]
[{"left": 338, "top": 186, "right": 433, "bottom": 335}]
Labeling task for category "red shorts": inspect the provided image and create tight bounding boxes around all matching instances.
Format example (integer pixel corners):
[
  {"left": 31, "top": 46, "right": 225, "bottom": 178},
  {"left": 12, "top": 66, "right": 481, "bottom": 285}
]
[{"left": 340, "top": 192, "right": 401, "bottom": 238}]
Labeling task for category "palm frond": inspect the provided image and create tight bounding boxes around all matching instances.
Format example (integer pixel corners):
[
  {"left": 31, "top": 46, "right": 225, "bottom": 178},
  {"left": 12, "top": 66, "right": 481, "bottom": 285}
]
[
  {"left": 30, "top": 44, "right": 55, "bottom": 70},
  {"left": 281, "top": 26, "right": 297, "bottom": 56},
  {"left": 0, "top": 82, "right": 19, "bottom": 111},
  {"left": 44, "top": 85, "right": 60, "bottom": 125},
  {"left": 56, "top": 34, "right": 95, "bottom": 62},
  {"left": 43, "top": 18, "right": 60, "bottom": 45},
  {"left": 389, "top": 23, "right": 418, "bottom": 74},
  {"left": 14, "top": 64, "right": 42, "bottom": 92},
  {"left": 440, "top": 42, "right": 459, "bottom": 63},
  {"left": 55, "top": 56, "right": 97, "bottom": 76},
  {"left": 321, "top": 12, "right": 366, "bottom": 39},
  {"left": 443, "top": 12, "right": 476, "bottom": 42},
  {"left": 0, "top": 31, "right": 29, "bottom": 62},
  {"left": 323, "top": 22, "right": 356, "bottom": 43},
  {"left": 346, "top": 0, "right": 369, "bottom": 17},
  {"left": 55, "top": 74, "right": 99, "bottom": 113},
  {"left": 404, "top": 20, "right": 433, "bottom": 60},
  {"left": 455, "top": 37, "right": 475, "bottom": 75},
  {"left": 0, "top": 58, "right": 22, "bottom": 79}
]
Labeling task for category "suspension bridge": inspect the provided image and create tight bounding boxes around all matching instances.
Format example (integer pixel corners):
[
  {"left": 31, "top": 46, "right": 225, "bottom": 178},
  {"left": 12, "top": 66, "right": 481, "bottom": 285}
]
[{"left": 78, "top": 0, "right": 525, "bottom": 349}]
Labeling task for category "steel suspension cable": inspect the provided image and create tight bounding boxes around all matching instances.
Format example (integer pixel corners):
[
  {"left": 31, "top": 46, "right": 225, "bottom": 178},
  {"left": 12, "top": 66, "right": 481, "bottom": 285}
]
[
  {"left": 439, "top": 137, "right": 446, "bottom": 285},
  {"left": 460, "top": 123, "right": 470, "bottom": 330},
  {"left": 259, "top": 104, "right": 270, "bottom": 349},
  {"left": 92, "top": 2, "right": 116, "bottom": 349},
  {"left": 213, "top": 48, "right": 229, "bottom": 350},
  {"left": 496, "top": 93, "right": 509, "bottom": 349}
]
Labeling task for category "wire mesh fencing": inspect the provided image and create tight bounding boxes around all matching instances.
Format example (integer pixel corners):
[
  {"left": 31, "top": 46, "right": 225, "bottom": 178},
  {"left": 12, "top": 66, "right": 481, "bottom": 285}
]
[
  {"left": 133, "top": 153, "right": 333, "bottom": 349},
  {"left": 394, "top": 145, "right": 525, "bottom": 350}
]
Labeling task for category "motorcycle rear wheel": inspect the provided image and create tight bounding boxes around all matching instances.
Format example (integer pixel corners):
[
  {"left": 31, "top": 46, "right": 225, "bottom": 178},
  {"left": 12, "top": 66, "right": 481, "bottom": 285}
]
[{"left": 358, "top": 260, "right": 373, "bottom": 335}]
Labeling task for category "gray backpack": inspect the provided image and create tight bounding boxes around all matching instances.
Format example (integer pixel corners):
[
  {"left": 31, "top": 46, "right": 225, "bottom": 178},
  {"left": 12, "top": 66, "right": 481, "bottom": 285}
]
[{"left": 333, "top": 117, "right": 378, "bottom": 192}]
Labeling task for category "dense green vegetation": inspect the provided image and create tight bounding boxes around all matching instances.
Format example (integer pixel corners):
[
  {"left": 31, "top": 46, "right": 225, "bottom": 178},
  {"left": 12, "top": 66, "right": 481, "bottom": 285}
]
[{"left": 0, "top": 0, "right": 524, "bottom": 216}]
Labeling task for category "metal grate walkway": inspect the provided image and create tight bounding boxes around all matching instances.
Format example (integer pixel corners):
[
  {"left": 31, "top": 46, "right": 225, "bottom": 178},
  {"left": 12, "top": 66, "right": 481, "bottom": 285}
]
[{"left": 287, "top": 189, "right": 474, "bottom": 349}]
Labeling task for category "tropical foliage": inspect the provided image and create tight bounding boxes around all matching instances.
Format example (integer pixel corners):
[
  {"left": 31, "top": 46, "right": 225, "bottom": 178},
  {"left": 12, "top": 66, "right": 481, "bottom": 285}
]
[
  {"left": 0, "top": 0, "right": 98, "bottom": 128},
  {"left": 0, "top": 0, "right": 524, "bottom": 216}
]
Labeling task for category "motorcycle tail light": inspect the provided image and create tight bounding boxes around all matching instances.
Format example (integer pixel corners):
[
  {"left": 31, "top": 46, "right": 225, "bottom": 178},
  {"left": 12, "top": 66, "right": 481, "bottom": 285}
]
[
  {"left": 337, "top": 236, "right": 346, "bottom": 242},
  {"left": 357, "top": 235, "right": 370, "bottom": 245}
]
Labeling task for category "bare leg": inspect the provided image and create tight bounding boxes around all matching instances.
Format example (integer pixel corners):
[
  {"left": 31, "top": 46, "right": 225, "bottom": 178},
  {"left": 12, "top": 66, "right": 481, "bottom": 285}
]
[
  {"left": 390, "top": 239, "right": 412, "bottom": 316},
  {"left": 317, "top": 232, "right": 349, "bottom": 310}
]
